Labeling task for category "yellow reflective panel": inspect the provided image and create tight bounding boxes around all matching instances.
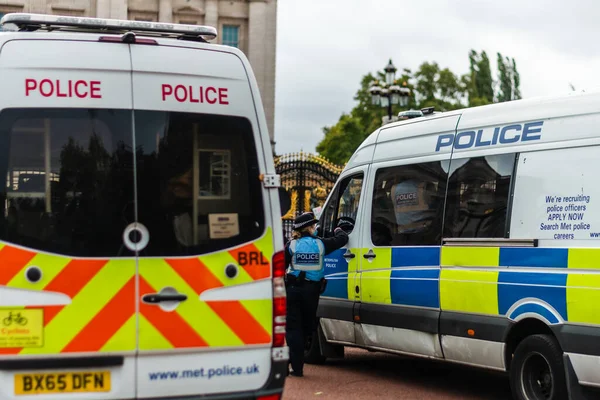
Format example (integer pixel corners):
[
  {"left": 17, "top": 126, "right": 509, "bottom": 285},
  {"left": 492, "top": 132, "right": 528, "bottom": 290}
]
[{"left": 440, "top": 268, "right": 499, "bottom": 315}]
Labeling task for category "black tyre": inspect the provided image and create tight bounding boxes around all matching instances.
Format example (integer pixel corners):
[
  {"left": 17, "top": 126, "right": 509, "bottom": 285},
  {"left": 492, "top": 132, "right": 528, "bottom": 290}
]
[
  {"left": 510, "top": 334, "right": 568, "bottom": 400},
  {"left": 304, "top": 324, "right": 326, "bottom": 365}
]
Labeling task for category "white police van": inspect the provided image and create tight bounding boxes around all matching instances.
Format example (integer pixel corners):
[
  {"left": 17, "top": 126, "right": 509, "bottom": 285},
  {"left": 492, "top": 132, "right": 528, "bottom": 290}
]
[
  {"left": 310, "top": 92, "right": 600, "bottom": 399},
  {"left": 0, "top": 13, "right": 289, "bottom": 400}
]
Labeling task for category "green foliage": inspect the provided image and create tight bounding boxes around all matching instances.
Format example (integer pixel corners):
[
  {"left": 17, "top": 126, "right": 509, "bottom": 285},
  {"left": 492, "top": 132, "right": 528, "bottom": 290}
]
[
  {"left": 317, "top": 49, "right": 523, "bottom": 164},
  {"left": 496, "top": 52, "right": 522, "bottom": 102}
]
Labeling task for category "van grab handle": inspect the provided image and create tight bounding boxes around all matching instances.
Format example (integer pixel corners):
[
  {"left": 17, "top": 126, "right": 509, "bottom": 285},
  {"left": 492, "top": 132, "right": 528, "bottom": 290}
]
[{"left": 142, "top": 293, "right": 188, "bottom": 303}]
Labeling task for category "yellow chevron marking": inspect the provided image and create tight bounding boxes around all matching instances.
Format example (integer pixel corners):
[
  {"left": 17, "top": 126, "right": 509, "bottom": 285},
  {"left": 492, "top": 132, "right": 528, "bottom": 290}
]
[
  {"left": 240, "top": 299, "right": 271, "bottom": 333},
  {"left": 253, "top": 228, "right": 274, "bottom": 258},
  {"left": 140, "top": 258, "right": 242, "bottom": 347},
  {"left": 7, "top": 253, "right": 70, "bottom": 290},
  {"left": 139, "top": 314, "right": 173, "bottom": 350},
  {"left": 21, "top": 259, "right": 134, "bottom": 355},
  {"left": 100, "top": 313, "right": 137, "bottom": 352}
]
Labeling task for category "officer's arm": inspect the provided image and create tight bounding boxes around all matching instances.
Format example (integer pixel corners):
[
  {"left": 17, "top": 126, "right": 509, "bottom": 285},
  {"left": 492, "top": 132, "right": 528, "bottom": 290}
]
[
  {"left": 321, "top": 228, "right": 349, "bottom": 255},
  {"left": 284, "top": 243, "right": 292, "bottom": 267}
]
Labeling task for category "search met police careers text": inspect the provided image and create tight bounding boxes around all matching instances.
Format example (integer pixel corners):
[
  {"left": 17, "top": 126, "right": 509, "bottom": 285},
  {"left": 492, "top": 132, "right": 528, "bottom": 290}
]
[{"left": 435, "top": 121, "right": 544, "bottom": 152}]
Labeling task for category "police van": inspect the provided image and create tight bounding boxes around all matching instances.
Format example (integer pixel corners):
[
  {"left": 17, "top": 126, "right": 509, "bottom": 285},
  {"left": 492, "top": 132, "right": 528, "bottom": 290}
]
[
  {"left": 310, "top": 92, "right": 600, "bottom": 399},
  {"left": 0, "top": 13, "right": 289, "bottom": 400}
]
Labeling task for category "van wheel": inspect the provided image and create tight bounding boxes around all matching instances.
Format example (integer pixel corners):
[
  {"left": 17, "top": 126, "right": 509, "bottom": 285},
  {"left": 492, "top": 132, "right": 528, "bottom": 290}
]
[
  {"left": 510, "top": 334, "right": 567, "bottom": 400},
  {"left": 304, "top": 325, "right": 326, "bottom": 365}
]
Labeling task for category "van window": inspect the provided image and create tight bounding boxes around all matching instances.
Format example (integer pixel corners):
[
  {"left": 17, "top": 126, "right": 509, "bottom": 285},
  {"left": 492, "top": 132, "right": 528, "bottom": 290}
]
[
  {"left": 320, "top": 173, "right": 363, "bottom": 236},
  {"left": 371, "top": 162, "right": 447, "bottom": 246},
  {"left": 135, "top": 111, "right": 265, "bottom": 256},
  {"left": 443, "top": 154, "right": 516, "bottom": 239},
  {"left": 0, "top": 108, "right": 134, "bottom": 257}
]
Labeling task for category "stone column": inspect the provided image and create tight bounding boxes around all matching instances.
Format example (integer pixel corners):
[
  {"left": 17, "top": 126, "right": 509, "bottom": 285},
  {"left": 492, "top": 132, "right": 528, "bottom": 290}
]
[
  {"left": 109, "top": 0, "right": 128, "bottom": 19},
  {"left": 158, "top": 0, "right": 172, "bottom": 22},
  {"left": 204, "top": 0, "right": 218, "bottom": 29},
  {"left": 96, "top": 0, "right": 110, "bottom": 18},
  {"left": 248, "top": 0, "right": 276, "bottom": 147}
]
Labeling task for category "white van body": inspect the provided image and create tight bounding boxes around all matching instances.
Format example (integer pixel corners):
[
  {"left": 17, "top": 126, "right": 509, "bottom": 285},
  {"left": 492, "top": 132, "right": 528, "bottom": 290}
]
[
  {"left": 312, "top": 90, "right": 600, "bottom": 399},
  {"left": 0, "top": 13, "right": 288, "bottom": 400}
]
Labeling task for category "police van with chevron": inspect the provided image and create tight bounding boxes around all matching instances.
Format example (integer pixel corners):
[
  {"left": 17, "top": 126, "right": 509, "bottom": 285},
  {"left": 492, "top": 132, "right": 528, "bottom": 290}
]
[
  {"left": 309, "top": 94, "right": 600, "bottom": 399},
  {"left": 0, "top": 13, "right": 289, "bottom": 400}
]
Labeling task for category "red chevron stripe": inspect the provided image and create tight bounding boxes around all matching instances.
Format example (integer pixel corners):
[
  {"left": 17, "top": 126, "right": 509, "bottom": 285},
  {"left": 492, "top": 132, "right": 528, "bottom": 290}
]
[
  {"left": 228, "top": 244, "right": 271, "bottom": 281},
  {"left": 0, "top": 348, "right": 22, "bottom": 355},
  {"left": 0, "top": 245, "right": 37, "bottom": 285},
  {"left": 165, "top": 258, "right": 222, "bottom": 295},
  {"left": 61, "top": 276, "right": 136, "bottom": 353},
  {"left": 139, "top": 277, "right": 208, "bottom": 348},
  {"left": 207, "top": 300, "right": 270, "bottom": 345}
]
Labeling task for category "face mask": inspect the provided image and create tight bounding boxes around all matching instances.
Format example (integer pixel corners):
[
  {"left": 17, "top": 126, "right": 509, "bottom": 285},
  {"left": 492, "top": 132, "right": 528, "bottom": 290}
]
[{"left": 311, "top": 230, "right": 318, "bottom": 237}]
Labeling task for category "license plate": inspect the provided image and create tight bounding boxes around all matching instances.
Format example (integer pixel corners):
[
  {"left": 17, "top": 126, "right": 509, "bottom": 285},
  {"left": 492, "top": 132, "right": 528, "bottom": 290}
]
[{"left": 14, "top": 371, "right": 110, "bottom": 395}]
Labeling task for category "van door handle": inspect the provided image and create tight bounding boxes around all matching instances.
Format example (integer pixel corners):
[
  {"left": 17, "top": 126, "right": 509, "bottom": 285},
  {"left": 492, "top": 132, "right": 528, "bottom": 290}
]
[
  {"left": 363, "top": 249, "right": 376, "bottom": 259},
  {"left": 343, "top": 249, "right": 356, "bottom": 259},
  {"left": 142, "top": 293, "right": 188, "bottom": 303}
]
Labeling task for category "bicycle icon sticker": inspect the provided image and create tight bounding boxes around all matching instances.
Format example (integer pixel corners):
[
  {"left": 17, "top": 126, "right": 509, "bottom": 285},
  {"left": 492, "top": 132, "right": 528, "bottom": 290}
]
[{"left": 3, "top": 311, "right": 28, "bottom": 326}]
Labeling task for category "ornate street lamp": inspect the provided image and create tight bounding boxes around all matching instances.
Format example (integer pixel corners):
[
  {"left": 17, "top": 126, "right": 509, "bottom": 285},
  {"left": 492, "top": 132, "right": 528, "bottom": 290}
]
[{"left": 369, "top": 59, "right": 411, "bottom": 124}]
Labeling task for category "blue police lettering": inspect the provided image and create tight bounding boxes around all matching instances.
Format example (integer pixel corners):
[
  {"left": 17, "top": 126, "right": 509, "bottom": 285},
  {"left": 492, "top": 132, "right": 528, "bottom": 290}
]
[{"left": 434, "top": 121, "right": 544, "bottom": 152}]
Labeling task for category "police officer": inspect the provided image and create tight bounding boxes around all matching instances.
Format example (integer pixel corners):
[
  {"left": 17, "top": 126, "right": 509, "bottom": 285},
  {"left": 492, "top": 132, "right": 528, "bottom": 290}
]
[{"left": 285, "top": 212, "right": 352, "bottom": 377}]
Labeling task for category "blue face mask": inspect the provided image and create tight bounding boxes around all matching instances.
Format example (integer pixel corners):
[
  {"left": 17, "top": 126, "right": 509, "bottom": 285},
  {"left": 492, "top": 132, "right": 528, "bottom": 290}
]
[{"left": 311, "top": 230, "right": 318, "bottom": 237}]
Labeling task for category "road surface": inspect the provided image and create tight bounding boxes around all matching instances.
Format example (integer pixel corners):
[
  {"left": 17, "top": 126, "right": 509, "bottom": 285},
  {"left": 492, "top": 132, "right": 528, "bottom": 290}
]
[{"left": 282, "top": 347, "right": 512, "bottom": 399}]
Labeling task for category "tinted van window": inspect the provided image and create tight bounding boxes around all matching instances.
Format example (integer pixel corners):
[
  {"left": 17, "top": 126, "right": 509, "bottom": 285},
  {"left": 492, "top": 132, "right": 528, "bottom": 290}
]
[
  {"left": 371, "top": 162, "right": 447, "bottom": 246},
  {"left": 135, "top": 111, "right": 265, "bottom": 256},
  {"left": 0, "top": 109, "right": 134, "bottom": 257},
  {"left": 443, "top": 154, "right": 516, "bottom": 238}
]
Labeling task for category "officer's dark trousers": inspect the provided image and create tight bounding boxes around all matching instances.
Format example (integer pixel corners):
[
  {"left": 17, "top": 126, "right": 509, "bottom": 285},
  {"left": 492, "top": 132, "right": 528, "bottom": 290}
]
[{"left": 285, "top": 279, "right": 321, "bottom": 374}]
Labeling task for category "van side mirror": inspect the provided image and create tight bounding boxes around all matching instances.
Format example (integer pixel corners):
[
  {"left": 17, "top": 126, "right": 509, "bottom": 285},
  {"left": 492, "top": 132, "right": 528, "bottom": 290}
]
[{"left": 278, "top": 187, "right": 291, "bottom": 217}]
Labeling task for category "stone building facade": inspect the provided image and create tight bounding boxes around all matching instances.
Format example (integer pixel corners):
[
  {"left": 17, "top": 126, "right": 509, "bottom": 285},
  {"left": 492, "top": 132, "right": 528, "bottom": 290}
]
[{"left": 0, "top": 0, "right": 278, "bottom": 148}]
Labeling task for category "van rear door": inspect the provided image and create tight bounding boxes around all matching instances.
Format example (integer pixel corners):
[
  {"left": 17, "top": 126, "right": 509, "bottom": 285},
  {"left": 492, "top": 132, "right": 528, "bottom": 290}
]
[
  {"left": 0, "top": 38, "right": 136, "bottom": 399},
  {"left": 130, "top": 43, "right": 275, "bottom": 399}
]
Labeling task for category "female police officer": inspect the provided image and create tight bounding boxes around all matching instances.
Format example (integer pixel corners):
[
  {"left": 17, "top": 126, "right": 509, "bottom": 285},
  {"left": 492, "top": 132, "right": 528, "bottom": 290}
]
[{"left": 285, "top": 212, "right": 352, "bottom": 377}]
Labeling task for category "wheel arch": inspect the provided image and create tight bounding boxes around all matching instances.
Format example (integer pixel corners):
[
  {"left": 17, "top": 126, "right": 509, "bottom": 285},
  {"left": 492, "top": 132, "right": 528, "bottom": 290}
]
[{"left": 504, "top": 317, "right": 559, "bottom": 371}]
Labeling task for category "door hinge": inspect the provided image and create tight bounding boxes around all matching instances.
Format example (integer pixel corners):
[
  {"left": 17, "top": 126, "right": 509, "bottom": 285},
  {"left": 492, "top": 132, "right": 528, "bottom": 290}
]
[{"left": 260, "top": 173, "right": 281, "bottom": 188}]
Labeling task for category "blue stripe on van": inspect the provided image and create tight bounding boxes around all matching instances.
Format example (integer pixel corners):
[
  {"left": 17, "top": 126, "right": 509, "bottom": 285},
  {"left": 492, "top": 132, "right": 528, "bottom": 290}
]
[
  {"left": 390, "top": 268, "right": 440, "bottom": 308},
  {"left": 323, "top": 248, "right": 349, "bottom": 299},
  {"left": 322, "top": 274, "right": 348, "bottom": 299},
  {"left": 499, "top": 248, "right": 568, "bottom": 268},
  {"left": 498, "top": 271, "right": 568, "bottom": 320},
  {"left": 391, "top": 247, "right": 440, "bottom": 267}
]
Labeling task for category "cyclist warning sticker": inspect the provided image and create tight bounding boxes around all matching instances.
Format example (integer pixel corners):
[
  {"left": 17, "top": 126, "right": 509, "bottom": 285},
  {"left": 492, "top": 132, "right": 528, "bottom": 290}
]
[{"left": 0, "top": 309, "right": 43, "bottom": 348}]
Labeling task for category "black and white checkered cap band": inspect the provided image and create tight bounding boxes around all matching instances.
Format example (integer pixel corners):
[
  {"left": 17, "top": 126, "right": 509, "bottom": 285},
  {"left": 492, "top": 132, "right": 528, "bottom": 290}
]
[{"left": 293, "top": 218, "right": 318, "bottom": 230}]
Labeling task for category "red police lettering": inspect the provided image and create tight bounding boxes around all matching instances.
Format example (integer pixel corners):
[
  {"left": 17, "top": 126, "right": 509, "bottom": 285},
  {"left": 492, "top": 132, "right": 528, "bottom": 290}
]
[
  {"left": 25, "top": 79, "right": 102, "bottom": 99},
  {"left": 161, "top": 84, "right": 229, "bottom": 105}
]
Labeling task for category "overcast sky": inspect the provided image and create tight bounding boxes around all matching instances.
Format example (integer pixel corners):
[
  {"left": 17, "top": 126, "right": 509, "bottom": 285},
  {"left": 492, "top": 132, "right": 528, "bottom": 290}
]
[{"left": 273, "top": 0, "right": 600, "bottom": 156}]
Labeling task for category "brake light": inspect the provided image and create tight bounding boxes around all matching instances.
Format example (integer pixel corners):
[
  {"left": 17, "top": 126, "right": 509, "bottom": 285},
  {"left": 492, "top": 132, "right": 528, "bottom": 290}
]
[
  {"left": 272, "top": 250, "right": 286, "bottom": 278},
  {"left": 272, "top": 250, "right": 286, "bottom": 348},
  {"left": 99, "top": 36, "right": 158, "bottom": 45},
  {"left": 257, "top": 394, "right": 281, "bottom": 400}
]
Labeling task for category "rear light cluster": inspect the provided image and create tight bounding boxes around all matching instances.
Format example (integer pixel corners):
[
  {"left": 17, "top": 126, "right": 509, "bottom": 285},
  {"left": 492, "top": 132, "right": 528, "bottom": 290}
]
[
  {"left": 98, "top": 36, "right": 158, "bottom": 45},
  {"left": 257, "top": 395, "right": 281, "bottom": 400},
  {"left": 272, "top": 250, "right": 286, "bottom": 348}
]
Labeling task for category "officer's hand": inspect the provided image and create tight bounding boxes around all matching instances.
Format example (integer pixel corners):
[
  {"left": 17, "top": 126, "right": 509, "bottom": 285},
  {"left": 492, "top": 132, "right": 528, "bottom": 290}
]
[{"left": 336, "top": 217, "right": 354, "bottom": 234}]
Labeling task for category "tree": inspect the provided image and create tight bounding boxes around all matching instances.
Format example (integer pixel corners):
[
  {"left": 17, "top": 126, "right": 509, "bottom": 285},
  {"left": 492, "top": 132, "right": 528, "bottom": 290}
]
[
  {"left": 317, "top": 50, "right": 523, "bottom": 164},
  {"left": 497, "top": 53, "right": 522, "bottom": 102},
  {"left": 466, "top": 50, "right": 494, "bottom": 106}
]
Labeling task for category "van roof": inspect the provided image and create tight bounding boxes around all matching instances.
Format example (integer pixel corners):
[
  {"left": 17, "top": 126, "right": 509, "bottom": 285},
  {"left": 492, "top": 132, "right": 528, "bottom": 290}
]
[
  {"left": 344, "top": 87, "right": 600, "bottom": 171},
  {"left": 0, "top": 13, "right": 217, "bottom": 42}
]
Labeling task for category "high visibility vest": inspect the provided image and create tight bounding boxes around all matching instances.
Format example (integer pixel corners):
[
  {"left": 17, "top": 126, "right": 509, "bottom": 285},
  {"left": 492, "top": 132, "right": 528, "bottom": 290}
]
[{"left": 289, "top": 236, "right": 325, "bottom": 271}]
